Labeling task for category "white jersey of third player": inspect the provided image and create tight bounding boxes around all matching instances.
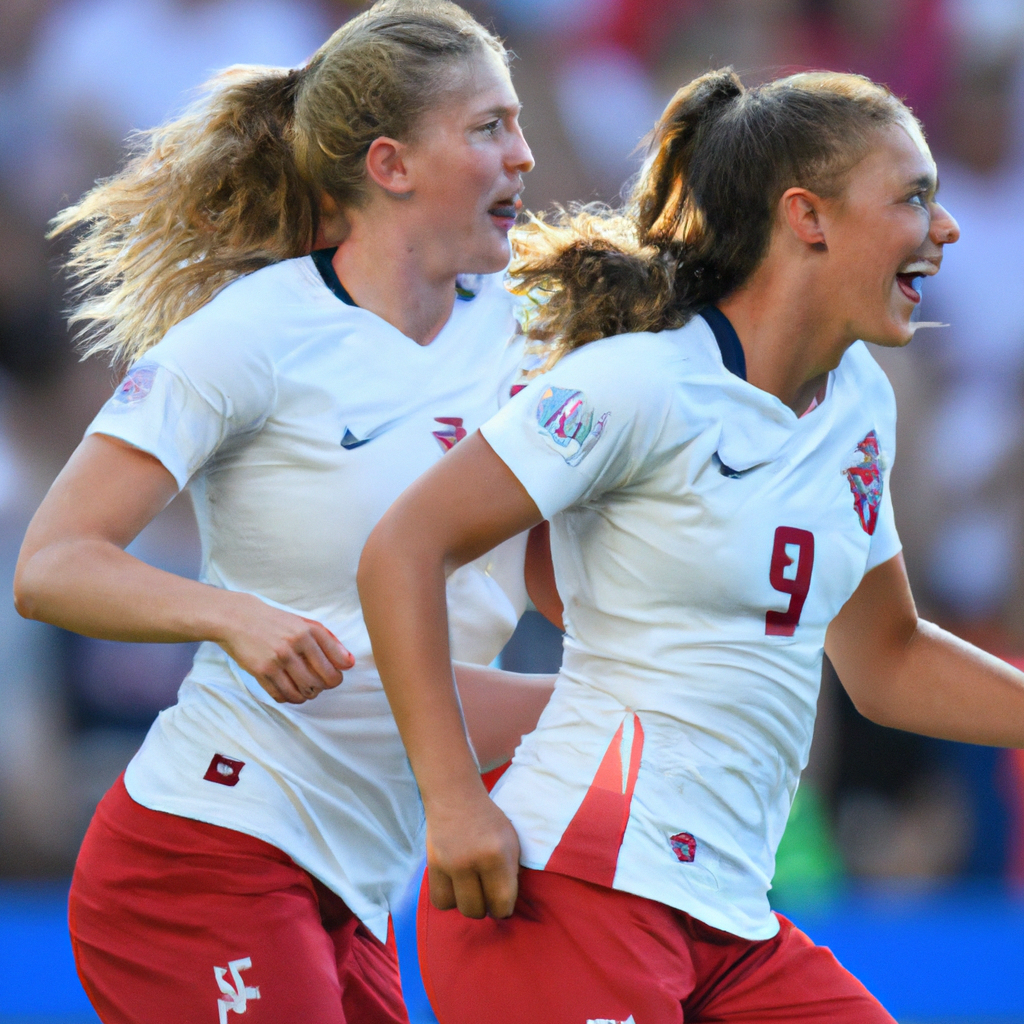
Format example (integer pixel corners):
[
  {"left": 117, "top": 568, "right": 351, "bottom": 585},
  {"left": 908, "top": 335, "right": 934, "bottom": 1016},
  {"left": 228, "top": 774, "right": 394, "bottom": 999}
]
[
  {"left": 480, "top": 311, "right": 901, "bottom": 940},
  {"left": 86, "top": 252, "right": 527, "bottom": 941}
]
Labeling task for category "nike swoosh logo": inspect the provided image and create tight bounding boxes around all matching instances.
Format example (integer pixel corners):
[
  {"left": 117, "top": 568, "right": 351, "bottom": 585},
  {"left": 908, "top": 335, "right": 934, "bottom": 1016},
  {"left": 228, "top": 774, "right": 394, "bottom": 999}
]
[
  {"left": 341, "top": 429, "right": 371, "bottom": 450},
  {"left": 714, "top": 452, "right": 756, "bottom": 479}
]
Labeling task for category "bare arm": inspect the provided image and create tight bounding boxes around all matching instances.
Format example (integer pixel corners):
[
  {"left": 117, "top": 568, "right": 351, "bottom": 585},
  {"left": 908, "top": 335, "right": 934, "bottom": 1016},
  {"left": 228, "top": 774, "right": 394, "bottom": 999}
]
[
  {"left": 15, "top": 433, "right": 353, "bottom": 705},
  {"left": 524, "top": 520, "right": 564, "bottom": 630},
  {"left": 825, "top": 553, "right": 1024, "bottom": 745},
  {"left": 455, "top": 662, "right": 555, "bottom": 773},
  {"left": 358, "top": 431, "right": 544, "bottom": 919}
]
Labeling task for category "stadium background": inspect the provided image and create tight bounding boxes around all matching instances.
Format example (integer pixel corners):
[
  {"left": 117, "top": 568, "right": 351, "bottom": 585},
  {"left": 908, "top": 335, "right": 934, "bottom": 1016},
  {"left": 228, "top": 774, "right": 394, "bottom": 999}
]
[{"left": 1, "top": 0, "right": 1023, "bottom": 1020}]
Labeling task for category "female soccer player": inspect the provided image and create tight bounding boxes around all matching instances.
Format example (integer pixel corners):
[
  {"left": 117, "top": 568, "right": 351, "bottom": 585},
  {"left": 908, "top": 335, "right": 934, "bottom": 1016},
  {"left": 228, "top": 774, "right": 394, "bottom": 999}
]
[
  {"left": 13, "top": 3, "right": 547, "bottom": 1022},
  {"left": 359, "top": 69, "right": 1024, "bottom": 1022}
]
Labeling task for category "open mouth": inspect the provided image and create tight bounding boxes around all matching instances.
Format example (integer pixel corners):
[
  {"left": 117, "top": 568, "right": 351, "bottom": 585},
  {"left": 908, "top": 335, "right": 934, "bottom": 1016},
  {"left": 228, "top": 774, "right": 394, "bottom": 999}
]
[
  {"left": 488, "top": 195, "right": 523, "bottom": 228},
  {"left": 896, "top": 259, "right": 937, "bottom": 304}
]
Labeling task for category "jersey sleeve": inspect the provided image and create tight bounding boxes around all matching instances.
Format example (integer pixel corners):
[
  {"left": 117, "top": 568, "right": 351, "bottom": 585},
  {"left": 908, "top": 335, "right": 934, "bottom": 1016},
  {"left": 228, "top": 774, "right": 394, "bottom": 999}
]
[
  {"left": 864, "top": 362, "right": 902, "bottom": 574},
  {"left": 85, "top": 317, "right": 277, "bottom": 490},
  {"left": 864, "top": 459, "right": 901, "bottom": 572},
  {"left": 479, "top": 335, "right": 674, "bottom": 521}
]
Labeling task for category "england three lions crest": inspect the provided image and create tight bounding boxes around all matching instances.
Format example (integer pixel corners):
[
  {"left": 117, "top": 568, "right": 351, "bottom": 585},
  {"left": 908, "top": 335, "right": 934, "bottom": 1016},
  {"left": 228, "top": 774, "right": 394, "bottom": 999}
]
[
  {"left": 536, "top": 386, "right": 609, "bottom": 467},
  {"left": 842, "top": 430, "right": 886, "bottom": 535}
]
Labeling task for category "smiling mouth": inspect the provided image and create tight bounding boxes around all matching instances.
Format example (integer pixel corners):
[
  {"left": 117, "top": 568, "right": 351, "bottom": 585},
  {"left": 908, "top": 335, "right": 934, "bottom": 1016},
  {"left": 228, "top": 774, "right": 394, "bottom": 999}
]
[{"left": 896, "top": 259, "right": 938, "bottom": 304}]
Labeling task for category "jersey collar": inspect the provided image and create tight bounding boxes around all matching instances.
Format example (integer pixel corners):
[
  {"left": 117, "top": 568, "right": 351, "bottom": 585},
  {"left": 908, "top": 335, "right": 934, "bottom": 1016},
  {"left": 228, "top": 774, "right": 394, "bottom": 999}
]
[
  {"left": 311, "top": 247, "right": 357, "bottom": 306},
  {"left": 698, "top": 306, "right": 746, "bottom": 381}
]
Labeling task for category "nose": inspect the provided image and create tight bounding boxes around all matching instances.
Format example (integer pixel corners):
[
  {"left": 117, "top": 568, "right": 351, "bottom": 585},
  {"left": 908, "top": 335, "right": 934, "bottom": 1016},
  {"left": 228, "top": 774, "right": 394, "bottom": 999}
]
[
  {"left": 507, "top": 122, "right": 535, "bottom": 175},
  {"left": 930, "top": 201, "right": 960, "bottom": 246}
]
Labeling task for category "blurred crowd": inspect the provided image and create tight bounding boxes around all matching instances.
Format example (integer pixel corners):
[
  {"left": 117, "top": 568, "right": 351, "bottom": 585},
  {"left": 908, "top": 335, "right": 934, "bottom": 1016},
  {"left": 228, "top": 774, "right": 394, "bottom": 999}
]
[{"left": 2, "top": 0, "right": 1024, "bottom": 898}]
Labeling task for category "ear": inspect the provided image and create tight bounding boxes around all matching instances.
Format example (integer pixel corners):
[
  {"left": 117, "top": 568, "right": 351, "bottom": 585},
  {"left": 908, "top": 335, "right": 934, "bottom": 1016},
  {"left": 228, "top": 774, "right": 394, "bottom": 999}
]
[
  {"left": 780, "top": 187, "right": 828, "bottom": 252},
  {"left": 365, "top": 136, "right": 413, "bottom": 197}
]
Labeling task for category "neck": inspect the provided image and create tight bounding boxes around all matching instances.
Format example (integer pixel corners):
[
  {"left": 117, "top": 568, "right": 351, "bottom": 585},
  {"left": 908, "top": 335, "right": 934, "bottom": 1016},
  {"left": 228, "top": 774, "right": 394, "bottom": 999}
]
[
  {"left": 329, "top": 211, "right": 458, "bottom": 346},
  {"left": 716, "top": 260, "right": 852, "bottom": 415}
]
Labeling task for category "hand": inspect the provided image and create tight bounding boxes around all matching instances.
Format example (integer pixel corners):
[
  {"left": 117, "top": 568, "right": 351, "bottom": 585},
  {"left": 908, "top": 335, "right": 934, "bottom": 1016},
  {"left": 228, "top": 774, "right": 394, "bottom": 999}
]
[
  {"left": 216, "top": 593, "right": 355, "bottom": 704},
  {"left": 425, "top": 789, "right": 521, "bottom": 919}
]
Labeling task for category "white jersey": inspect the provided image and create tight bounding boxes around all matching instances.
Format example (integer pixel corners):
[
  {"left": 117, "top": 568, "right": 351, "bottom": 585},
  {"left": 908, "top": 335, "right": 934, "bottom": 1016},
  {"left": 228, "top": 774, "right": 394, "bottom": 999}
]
[
  {"left": 480, "top": 311, "right": 901, "bottom": 940},
  {"left": 86, "top": 253, "right": 527, "bottom": 941}
]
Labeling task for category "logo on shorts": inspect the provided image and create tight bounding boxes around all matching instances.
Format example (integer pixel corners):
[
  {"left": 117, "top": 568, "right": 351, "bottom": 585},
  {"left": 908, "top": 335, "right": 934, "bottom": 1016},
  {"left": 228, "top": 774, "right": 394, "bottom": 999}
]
[
  {"left": 536, "top": 386, "right": 609, "bottom": 467},
  {"left": 215, "top": 957, "right": 260, "bottom": 1023},
  {"left": 433, "top": 416, "right": 467, "bottom": 452},
  {"left": 112, "top": 363, "right": 157, "bottom": 405},
  {"left": 842, "top": 430, "right": 884, "bottom": 536},
  {"left": 204, "top": 753, "right": 245, "bottom": 787},
  {"left": 586, "top": 1016, "right": 635, "bottom": 1024},
  {"left": 669, "top": 831, "right": 697, "bottom": 863}
]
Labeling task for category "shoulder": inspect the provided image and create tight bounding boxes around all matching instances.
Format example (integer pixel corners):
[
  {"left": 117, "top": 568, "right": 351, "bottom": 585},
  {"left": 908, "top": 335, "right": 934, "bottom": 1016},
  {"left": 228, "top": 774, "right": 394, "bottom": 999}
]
[
  {"left": 143, "top": 256, "right": 334, "bottom": 377},
  {"left": 555, "top": 328, "right": 690, "bottom": 385}
]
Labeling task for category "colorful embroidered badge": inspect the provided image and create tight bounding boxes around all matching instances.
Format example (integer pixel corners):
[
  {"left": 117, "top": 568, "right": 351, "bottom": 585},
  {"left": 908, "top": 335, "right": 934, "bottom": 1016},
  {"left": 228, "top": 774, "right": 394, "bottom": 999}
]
[
  {"left": 113, "top": 363, "right": 157, "bottom": 405},
  {"left": 669, "top": 831, "right": 696, "bottom": 863},
  {"left": 842, "top": 430, "right": 884, "bottom": 535},
  {"left": 536, "top": 387, "right": 609, "bottom": 467},
  {"left": 433, "top": 416, "right": 467, "bottom": 453}
]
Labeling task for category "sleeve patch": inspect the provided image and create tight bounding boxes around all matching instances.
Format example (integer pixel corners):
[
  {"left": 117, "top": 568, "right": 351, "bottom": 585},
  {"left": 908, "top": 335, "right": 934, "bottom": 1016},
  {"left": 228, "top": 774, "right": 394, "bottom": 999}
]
[
  {"left": 112, "top": 363, "right": 158, "bottom": 405},
  {"left": 536, "top": 386, "right": 610, "bottom": 467}
]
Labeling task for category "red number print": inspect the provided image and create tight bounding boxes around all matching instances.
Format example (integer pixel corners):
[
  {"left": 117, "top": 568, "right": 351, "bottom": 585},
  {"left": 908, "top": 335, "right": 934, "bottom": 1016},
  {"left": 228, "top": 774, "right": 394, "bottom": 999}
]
[{"left": 765, "top": 527, "right": 815, "bottom": 637}]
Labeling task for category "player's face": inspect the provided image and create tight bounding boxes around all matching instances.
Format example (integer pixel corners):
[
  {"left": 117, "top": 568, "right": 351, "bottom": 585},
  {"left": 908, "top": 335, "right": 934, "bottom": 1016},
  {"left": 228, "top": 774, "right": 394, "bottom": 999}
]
[
  {"left": 401, "top": 48, "right": 534, "bottom": 275},
  {"left": 820, "top": 123, "right": 959, "bottom": 347}
]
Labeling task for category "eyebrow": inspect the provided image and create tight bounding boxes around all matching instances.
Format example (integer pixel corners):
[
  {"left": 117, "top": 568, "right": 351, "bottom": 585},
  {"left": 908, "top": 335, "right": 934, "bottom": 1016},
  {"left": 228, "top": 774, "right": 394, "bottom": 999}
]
[
  {"left": 476, "top": 103, "right": 522, "bottom": 120},
  {"left": 908, "top": 172, "right": 938, "bottom": 195}
]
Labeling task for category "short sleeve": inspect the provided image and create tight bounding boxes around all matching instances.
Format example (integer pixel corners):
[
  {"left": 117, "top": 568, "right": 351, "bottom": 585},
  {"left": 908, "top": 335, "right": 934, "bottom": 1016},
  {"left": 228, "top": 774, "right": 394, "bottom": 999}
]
[
  {"left": 480, "top": 335, "right": 675, "bottom": 521},
  {"left": 865, "top": 462, "right": 902, "bottom": 572},
  {"left": 863, "top": 356, "right": 902, "bottom": 574},
  {"left": 85, "top": 318, "right": 277, "bottom": 490}
]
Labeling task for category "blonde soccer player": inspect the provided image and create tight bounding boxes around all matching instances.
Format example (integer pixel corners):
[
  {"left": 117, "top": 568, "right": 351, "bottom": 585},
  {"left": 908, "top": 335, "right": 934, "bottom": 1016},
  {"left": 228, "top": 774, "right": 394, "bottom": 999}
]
[{"left": 13, "top": 3, "right": 552, "bottom": 1022}]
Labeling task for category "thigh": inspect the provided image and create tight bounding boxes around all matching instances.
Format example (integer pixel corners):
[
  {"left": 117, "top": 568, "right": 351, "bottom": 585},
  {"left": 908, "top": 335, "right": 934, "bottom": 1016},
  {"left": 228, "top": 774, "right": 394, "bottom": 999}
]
[
  {"left": 418, "top": 867, "right": 693, "bottom": 1024},
  {"left": 70, "top": 776, "right": 349, "bottom": 1024},
  {"left": 688, "top": 914, "right": 896, "bottom": 1024},
  {"left": 316, "top": 880, "right": 409, "bottom": 1024}
]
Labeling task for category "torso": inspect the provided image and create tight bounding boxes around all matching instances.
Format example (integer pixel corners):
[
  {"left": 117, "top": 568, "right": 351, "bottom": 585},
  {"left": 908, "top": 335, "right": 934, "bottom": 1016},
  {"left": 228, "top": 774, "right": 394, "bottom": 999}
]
[
  {"left": 480, "top": 316, "right": 900, "bottom": 939},
  {"left": 87, "top": 255, "right": 527, "bottom": 939}
]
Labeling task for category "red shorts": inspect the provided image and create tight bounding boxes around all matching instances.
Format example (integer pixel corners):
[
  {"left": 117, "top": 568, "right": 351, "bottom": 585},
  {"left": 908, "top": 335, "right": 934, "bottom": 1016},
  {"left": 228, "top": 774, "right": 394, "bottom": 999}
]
[
  {"left": 419, "top": 867, "right": 895, "bottom": 1024},
  {"left": 69, "top": 775, "right": 408, "bottom": 1024}
]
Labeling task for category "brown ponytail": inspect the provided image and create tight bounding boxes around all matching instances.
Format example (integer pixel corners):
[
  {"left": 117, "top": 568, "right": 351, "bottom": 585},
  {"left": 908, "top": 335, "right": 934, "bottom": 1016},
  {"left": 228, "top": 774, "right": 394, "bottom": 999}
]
[
  {"left": 511, "top": 67, "right": 921, "bottom": 362},
  {"left": 51, "top": 0, "right": 504, "bottom": 366}
]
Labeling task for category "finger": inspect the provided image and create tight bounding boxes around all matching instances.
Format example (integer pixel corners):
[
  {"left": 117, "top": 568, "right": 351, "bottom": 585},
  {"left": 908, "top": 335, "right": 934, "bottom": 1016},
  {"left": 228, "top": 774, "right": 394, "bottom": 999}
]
[
  {"left": 295, "top": 635, "right": 344, "bottom": 691},
  {"left": 276, "top": 649, "right": 325, "bottom": 699},
  {"left": 481, "top": 859, "right": 519, "bottom": 919},
  {"left": 259, "top": 668, "right": 305, "bottom": 704},
  {"left": 304, "top": 619, "right": 355, "bottom": 671},
  {"left": 428, "top": 867, "right": 457, "bottom": 911},
  {"left": 451, "top": 871, "right": 487, "bottom": 920}
]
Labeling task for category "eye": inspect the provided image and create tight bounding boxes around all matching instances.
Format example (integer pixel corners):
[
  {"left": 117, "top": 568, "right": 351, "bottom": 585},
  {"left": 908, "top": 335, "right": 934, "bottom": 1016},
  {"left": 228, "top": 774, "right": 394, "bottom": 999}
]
[
  {"left": 908, "top": 192, "right": 928, "bottom": 208},
  {"left": 478, "top": 120, "right": 502, "bottom": 136}
]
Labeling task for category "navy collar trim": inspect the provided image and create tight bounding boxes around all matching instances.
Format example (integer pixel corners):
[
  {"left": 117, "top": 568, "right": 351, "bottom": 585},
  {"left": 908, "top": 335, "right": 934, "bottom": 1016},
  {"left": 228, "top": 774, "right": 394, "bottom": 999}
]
[
  {"left": 311, "top": 247, "right": 357, "bottom": 306},
  {"left": 699, "top": 305, "right": 747, "bottom": 381}
]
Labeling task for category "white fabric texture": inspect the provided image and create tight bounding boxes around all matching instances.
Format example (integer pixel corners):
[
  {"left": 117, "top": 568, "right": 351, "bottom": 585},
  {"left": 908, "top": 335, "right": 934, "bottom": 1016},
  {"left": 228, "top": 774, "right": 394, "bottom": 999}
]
[
  {"left": 480, "top": 316, "right": 900, "bottom": 940},
  {"left": 87, "top": 255, "right": 527, "bottom": 940}
]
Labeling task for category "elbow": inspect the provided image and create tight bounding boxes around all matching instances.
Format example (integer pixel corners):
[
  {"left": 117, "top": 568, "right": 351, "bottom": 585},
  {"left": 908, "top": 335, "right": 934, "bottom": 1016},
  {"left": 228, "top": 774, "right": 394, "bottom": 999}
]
[
  {"left": 838, "top": 670, "right": 902, "bottom": 729},
  {"left": 12, "top": 559, "right": 44, "bottom": 621}
]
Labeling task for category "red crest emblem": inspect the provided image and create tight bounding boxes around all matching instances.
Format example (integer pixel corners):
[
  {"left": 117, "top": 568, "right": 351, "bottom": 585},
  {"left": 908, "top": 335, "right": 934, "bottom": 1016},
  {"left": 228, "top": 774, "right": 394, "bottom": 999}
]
[
  {"left": 669, "top": 831, "right": 696, "bottom": 863},
  {"left": 842, "top": 430, "right": 883, "bottom": 535},
  {"left": 432, "top": 416, "right": 467, "bottom": 453}
]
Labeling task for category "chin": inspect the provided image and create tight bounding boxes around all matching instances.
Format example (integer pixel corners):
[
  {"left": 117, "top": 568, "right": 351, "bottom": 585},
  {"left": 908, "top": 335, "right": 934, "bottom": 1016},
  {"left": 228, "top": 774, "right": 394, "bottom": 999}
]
[
  {"left": 462, "top": 240, "right": 511, "bottom": 276},
  {"left": 862, "top": 320, "right": 915, "bottom": 349}
]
